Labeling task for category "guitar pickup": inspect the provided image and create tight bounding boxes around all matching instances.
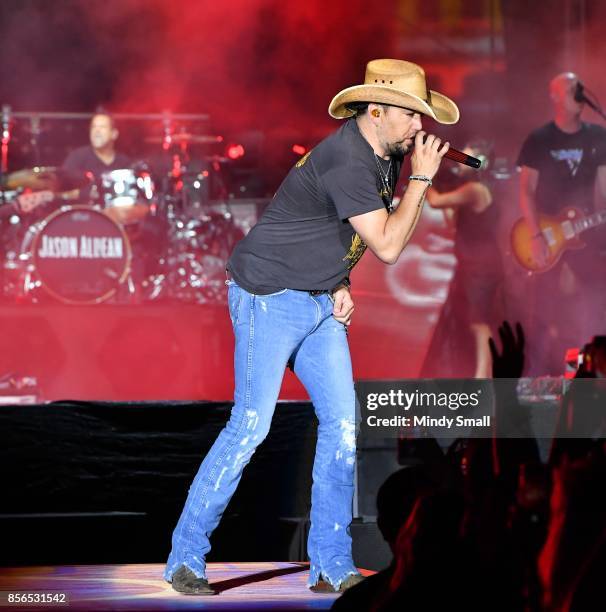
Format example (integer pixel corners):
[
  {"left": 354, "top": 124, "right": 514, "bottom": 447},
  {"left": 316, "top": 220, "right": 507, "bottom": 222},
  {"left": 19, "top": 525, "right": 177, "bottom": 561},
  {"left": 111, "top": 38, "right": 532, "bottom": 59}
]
[
  {"left": 561, "top": 220, "right": 575, "bottom": 240},
  {"left": 542, "top": 227, "right": 556, "bottom": 246}
]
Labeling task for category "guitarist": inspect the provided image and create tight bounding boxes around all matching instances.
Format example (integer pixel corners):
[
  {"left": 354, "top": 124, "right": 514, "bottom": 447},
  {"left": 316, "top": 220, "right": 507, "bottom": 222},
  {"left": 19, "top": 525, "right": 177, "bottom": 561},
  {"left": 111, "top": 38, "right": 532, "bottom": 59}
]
[{"left": 517, "top": 72, "right": 606, "bottom": 374}]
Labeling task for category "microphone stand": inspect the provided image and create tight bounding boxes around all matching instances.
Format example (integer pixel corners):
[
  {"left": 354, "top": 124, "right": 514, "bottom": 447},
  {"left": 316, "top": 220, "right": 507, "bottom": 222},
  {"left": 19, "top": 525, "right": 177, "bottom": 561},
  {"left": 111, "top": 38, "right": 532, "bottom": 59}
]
[
  {"left": 29, "top": 115, "right": 42, "bottom": 168},
  {"left": 585, "top": 99, "right": 606, "bottom": 122},
  {"left": 582, "top": 95, "right": 606, "bottom": 121},
  {"left": 1, "top": 104, "right": 12, "bottom": 177},
  {"left": 575, "top": 83, "right": 606, "bottom": 121},
  {"left": 1, "top": 105, "right": 12, "bottom": 209}
]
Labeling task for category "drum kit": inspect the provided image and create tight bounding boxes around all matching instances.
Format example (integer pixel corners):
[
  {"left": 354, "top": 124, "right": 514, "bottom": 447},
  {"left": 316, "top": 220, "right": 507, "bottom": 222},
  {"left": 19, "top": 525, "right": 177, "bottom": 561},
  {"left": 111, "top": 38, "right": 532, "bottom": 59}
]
[{"left": 0, "top": 112, "right": 244, "bottom": 306}]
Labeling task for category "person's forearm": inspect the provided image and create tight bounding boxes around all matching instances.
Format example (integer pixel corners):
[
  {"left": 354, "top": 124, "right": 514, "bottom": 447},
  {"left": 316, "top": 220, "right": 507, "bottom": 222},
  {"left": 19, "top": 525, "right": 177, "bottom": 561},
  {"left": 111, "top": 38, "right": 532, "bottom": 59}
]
[
  {"left": 427, "top": 184, "right": 476, "bottom": 209},
  {"left": 520, "top": 192, "right": 541, "bottom": 234},
  {"left": 381, "top": 180, "right": 428, "bottom": 262},
  {"left": 594, "top": 167, "right": 606, "bottom": 210},
  {"left": 426, "top": 187, "right": 452, "bottom": 209},
  {"left": 427, "top": 195, "right": 450, "bottom": 208}
]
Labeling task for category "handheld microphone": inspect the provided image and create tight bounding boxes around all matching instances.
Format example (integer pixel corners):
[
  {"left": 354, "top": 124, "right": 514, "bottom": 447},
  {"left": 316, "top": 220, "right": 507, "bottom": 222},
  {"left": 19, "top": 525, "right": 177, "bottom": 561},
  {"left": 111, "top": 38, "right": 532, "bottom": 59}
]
[
  {"left": 443, "top": 146, "right": 482, "bottom": 169},
  {"left": 420, "top": 135, "right": 482, "bottom": 169}
]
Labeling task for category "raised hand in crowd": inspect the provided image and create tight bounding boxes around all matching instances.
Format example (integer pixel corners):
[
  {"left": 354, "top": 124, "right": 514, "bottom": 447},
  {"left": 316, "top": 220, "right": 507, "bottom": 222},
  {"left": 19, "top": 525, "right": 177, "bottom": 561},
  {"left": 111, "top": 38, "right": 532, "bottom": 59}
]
[{"left": 489, "top": 321, "right": 525, "bottom": 379}]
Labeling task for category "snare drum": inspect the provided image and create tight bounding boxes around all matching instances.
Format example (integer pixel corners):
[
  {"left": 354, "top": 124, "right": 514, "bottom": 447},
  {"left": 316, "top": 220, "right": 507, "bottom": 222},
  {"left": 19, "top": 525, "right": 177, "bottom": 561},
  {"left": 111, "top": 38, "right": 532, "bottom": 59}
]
[
  {"left": 23, "top": 205, "right": 132, "bottom": 304},
  {"left": 99, "top": 168, "right": 154, "bottom": 225}
]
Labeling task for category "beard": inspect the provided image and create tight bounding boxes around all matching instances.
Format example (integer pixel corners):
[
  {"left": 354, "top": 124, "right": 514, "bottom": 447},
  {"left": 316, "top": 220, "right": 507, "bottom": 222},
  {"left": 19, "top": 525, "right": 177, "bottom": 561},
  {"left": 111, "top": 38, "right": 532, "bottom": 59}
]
[
  {"left": 386, "top": 141, "right": 408, "bottom": 160},
  {"left": 91, "top": 134, "right": 110, "bottom": 149}
]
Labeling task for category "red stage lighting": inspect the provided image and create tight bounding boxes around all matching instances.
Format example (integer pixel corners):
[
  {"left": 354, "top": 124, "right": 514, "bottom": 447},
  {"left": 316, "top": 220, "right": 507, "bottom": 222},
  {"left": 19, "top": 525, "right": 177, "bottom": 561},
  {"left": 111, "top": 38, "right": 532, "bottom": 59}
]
[
  {"left": 226, "top": 144, "right": 245, "bottom": 160},
  {"left": 565, "top": 347, "right": 580, "bottom": 379},
  {"left": 292, "top": 144, "right": 307, "bottom": 155}
]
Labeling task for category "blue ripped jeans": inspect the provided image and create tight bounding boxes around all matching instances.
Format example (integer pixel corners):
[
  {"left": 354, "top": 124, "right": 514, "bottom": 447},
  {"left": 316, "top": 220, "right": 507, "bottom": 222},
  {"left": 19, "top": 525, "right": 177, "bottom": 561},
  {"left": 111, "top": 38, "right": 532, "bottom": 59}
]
[{"left": 164, "top": 282, "right": 358, "bottom": 589}]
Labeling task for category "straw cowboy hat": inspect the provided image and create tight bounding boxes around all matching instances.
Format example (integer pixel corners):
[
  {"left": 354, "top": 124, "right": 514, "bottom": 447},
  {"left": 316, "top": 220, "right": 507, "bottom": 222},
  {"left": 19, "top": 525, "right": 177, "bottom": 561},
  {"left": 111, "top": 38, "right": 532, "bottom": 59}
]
[{"left": 328, "top": 59, "right": 459, "bottom": 125}]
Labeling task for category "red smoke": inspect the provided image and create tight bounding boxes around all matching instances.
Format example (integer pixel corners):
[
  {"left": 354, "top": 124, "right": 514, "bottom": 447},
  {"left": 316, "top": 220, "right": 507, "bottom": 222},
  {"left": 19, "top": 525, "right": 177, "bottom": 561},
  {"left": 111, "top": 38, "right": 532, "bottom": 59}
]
[{"left": 73, "top": 0, "right": 397, "bottom": 136}]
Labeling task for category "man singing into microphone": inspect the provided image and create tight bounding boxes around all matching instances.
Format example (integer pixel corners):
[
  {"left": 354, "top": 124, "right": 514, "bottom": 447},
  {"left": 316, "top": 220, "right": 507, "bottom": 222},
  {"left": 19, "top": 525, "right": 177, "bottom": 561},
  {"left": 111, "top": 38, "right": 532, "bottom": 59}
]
[
  {"left": 518, "top": 72, "right": 606, "bottom": 374},
  {"left": 164, "top": 59, "right": 458, "bottom": 595}
]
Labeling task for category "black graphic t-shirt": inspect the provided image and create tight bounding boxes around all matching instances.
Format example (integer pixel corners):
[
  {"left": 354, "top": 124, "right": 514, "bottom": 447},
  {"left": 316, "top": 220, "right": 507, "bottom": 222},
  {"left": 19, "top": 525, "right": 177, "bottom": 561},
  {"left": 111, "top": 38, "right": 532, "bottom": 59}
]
[
  {"left": 517, "top": 122, "right": 606, "bottom": 215},
  {"left": 62, "top": 146, "right": 132, "bottom": 202},
  {"left": 227, "top": 119, "right": 401, "bottom": 294},
  {"left": 63, "top": 146, "right": 131, "bottom": 177}
]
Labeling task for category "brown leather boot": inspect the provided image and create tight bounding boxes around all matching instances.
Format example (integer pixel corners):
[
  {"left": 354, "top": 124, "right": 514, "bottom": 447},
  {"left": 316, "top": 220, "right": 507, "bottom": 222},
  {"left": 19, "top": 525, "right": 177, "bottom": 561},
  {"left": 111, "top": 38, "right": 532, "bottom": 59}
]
[
  {"left": 170, "top": 565, "right": 217, "bottom": 595},
  {"left": 310, "top": 573, "right": 365, "bottom": 593}
]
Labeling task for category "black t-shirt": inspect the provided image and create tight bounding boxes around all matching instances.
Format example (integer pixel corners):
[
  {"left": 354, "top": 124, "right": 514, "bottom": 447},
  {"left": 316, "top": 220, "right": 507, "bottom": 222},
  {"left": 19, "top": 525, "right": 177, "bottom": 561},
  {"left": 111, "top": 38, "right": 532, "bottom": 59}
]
[
  {"left": 227, "top": 119, "right": 401, "bottom": 294},
  {"left": 517, "top": 121, "right": 606, "bottom": 215},
  {"left": 62, "top": 145, "right": 131, "bottom": 178}
]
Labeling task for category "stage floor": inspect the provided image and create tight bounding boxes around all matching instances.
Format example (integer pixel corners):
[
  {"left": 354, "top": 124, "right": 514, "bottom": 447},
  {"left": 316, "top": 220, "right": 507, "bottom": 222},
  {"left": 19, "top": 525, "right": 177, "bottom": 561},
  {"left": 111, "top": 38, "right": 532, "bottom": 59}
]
[{"left": 0, "top": 562, "right": 372, "bottom": 610}]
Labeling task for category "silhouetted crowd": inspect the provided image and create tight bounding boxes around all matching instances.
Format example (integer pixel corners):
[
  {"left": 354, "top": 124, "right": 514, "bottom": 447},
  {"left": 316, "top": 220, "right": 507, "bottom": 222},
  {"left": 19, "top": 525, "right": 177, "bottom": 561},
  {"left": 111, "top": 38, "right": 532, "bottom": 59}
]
[{"left": 333, "top": 322, "right": 606, "bottom": 612}]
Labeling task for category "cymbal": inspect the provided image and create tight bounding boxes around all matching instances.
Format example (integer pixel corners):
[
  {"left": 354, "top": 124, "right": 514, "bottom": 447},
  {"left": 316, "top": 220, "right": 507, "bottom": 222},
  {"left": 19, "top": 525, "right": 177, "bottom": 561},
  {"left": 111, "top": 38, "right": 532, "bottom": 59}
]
[
  {"left": 166, "top": 158, "right": 229, "bottom": 179},
  {"left": 204, "top": 155, "right": 229, "bottom": 163},
  {"left": 145, "top": 133, "right": 223, "bottom": 145},
  {"left": 3, "top": 166, "right": 90, "bottom": 191},
  {"left": 4, "top": 166, "right": 58, "bottom": 190}
]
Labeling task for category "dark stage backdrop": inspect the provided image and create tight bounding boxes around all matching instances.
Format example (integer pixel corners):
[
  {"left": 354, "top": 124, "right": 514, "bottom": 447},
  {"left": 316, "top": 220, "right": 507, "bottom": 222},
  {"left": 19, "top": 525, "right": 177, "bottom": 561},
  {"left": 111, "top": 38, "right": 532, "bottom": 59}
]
[{"left": 0, "top": 401, "right": 319, "bottom": 566}]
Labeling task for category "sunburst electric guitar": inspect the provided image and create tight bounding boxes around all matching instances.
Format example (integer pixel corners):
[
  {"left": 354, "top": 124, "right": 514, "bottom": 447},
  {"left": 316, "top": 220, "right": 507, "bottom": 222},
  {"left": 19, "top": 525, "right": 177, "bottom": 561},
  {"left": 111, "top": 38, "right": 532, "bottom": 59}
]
[{"left": 511, "top": 208, "right": 606, "bottom": 273}]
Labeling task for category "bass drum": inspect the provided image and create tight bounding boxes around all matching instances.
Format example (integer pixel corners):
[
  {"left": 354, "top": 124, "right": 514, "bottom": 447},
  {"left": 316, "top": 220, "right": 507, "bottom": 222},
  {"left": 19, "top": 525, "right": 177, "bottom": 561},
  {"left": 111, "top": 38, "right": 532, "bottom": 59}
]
[{"left": 23, "top": 205, "right": 132, "bottom": 304}]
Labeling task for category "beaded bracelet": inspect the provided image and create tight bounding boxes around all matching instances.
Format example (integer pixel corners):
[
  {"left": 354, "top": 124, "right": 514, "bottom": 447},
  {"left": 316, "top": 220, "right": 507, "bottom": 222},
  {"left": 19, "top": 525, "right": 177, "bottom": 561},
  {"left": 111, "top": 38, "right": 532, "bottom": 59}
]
[{"left": 409, "top": 175, "right": 433, "bottom": 187}]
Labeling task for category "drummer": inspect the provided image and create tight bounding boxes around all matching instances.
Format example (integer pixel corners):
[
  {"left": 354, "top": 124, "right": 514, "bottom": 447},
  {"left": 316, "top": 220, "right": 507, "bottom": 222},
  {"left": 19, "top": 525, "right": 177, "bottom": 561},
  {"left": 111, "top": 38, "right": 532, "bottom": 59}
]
[{"left": 62, "top": 111, "right": 130, "bottom": 177}]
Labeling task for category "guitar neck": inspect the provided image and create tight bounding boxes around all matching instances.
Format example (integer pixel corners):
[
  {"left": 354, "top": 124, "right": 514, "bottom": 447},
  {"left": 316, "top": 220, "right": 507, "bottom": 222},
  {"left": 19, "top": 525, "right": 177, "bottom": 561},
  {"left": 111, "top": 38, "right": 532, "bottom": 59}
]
[{"left": 573, "top": 210, "right": 606, "bottom": 234}]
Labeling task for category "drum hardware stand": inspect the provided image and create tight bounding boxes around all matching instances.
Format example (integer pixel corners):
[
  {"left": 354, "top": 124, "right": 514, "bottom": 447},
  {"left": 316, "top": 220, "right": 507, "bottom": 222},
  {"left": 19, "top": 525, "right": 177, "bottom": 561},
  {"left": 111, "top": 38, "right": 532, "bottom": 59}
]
[
  {"left": 1, "top": 105, "right": 12, "bottom": 213},
  {"left": 126, "top": 272, "right": 137, "bottom": 302},
  {"left": 22, "top": 263, "right": 38, "bottom": 301},
  {"left": 8, "top": 110, "right": 210, "bottom": 123},
  {"left": 28, "top": 115, "right": 42, "bottom": 168},
  {"left": 161, "top": 111, "right": 186, "bottom": 216},
  {"left": 162, "top": 110, "right": 174, "bottom": 152},
  {"left": 1, "top": 105, "right": 11, "bottom": 176},
  {"left": 143, "top": 273, "right": 165, "bottom": 301}
]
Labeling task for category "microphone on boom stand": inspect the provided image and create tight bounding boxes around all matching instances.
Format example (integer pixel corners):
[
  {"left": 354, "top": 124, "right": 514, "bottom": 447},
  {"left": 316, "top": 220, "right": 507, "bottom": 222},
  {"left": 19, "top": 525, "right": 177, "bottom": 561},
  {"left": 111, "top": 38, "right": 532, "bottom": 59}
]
[{"left": 574, "top": 82, "right": 606, "bottom": 121}]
